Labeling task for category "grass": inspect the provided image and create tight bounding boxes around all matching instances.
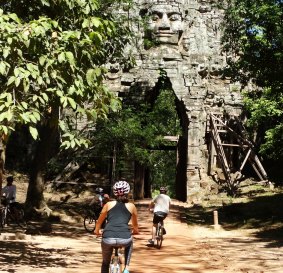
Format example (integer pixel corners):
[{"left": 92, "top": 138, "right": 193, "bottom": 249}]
[{"left": 185, "top": 181, "right": 283, "bottom": 243}]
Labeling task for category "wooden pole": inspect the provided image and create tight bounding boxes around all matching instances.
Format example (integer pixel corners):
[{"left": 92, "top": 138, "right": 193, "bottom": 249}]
[
  {"left": 213, "top": 210, "right": 219, "bottom": 226},
  {"left": 213, "top": 210, "right": 221, "bottom": 230},
  {"left": 0, "top": 139, "right": 4, "bottom": 199}
]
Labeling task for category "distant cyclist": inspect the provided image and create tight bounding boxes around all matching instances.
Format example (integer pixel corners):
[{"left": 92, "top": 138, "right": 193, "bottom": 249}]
[
  {"left": 90, "top": 187, "right": 108, "bottom": 214},
  {"left": 95, "top": 180, "right": 139, "bottom": 273},
  {"left": 1, "top": 176, "right": 17, "bottom": 207},
  {"left": 148, "top": 186, "right": 171, "bottom": 245}
]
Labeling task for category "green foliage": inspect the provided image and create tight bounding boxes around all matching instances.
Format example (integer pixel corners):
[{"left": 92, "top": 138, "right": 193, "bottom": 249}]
[
  {"left": 243, "top": 88, "right": 283, "bottom": 159},
  {"left": 143, "top": 38, "right": 158, "bottom": 50},
  {"left": 94, "top": 89, "right": 181, "bottom": 159},
  {"left": 149, "top": 149, "right": 176, "bottom": 196},
  {"left": 222, "top": 0, "right": 283, "bottom": 87},
  {"left": 92, "top": 85, "right": 182, "bottom": 196},
  {"left": 0, "top": 0, "right": 133, "bottom": 149},
  {"left": 222, "top": 0, "right": 283, "bottom": 161}
]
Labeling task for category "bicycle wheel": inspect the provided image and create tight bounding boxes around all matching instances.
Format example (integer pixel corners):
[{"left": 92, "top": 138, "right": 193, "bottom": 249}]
[
  {"left": 0, "top": 207, "right": 6, "bottom": 228},
  {"left": 110, "top": 256, "right": 120, "bottom": 273},
  {"left": 156, "top": 223, "right": 163, "bottom": 249},
  {"left": 15, "top": 208, "right": 28, "bottom": 229},
  {"left": 84, "top": 214, "right": 97, "bottom": 233}
]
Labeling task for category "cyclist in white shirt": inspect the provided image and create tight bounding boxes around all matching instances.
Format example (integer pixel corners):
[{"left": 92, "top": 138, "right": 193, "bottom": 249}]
[
  {"left": 148, "top": 186, "right": 171, "bottom": 245},
  {"left": 1, "top": 175, "right": 20, "bottom": 216},
  {"left": 2, "top": 176, "right": 16, "bottom": 205}
]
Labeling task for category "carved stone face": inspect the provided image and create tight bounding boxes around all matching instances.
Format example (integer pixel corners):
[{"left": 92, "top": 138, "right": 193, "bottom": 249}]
[{"left": 147, "top": 4, "right": 183, "bottom": 45}]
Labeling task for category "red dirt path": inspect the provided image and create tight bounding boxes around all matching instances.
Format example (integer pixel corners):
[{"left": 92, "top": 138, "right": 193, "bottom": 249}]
[{"left": 0, "top": 199, "right": 282, "bottom": 273}]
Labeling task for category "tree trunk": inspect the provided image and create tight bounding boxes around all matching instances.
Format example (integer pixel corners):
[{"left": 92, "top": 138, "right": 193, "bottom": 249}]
[
  {"left": 143, "top": 167, "right": 151, "bottom": 198},
  {"left": 134, "top": 161, "right": 145, "bottom": 200},
  {"left": 0, "top": 137, "right": 5, "bottom": 198},
  {"left": 25, "top": 110, "right": 59, "bottom": 212}
]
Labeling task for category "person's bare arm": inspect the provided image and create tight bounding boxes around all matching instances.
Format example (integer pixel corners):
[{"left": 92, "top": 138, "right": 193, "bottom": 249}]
[
  {"left": 94, "top": 203, "right": 108, "bottom": 236},
  {"left": 89, "top": 195, "right": 99, "bottom": 206},
  {"left": 129, "top": 203, "right": 139, "bottom": 234},
  {"left": 148, "top": 200, "right": 154, "bottom": 211},
  {"left": 12, "top": 186, "right": 16, "bottom": 201}
]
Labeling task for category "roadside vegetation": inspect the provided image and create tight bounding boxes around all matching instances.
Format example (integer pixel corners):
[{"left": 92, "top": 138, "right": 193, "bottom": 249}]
[
  {"left": 0, "top": 0, "right": 134, "bottom": 212},
  {"left": 222, "top": 0, "right": 283, "bottom": 181},
  {"left": 186, "top": 180, "right": 283, "bottom": 244}
]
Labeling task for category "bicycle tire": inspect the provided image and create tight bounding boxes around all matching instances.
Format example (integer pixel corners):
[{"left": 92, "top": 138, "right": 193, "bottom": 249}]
[
  {"left": 110, "top": 256, "right": 120, "bottom": 273},
  {"left": 0, "top": 207, "right": 5, "bottom": 228},
  {"left": 84, "top": 215, "right": 97, "bottom": 233},
  {"left": 156, "top": 223, "right": 163, "bottom": 249},
  {"left": 112, "top": 266, "right": 120, "bottom": 273},
  {"left": 15, "top": 208, "right": 28, "bottom": 229}
]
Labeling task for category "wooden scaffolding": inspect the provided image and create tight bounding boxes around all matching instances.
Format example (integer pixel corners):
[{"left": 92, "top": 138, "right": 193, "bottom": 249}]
[{"left": 207, "top": 113, "right": 268, "bottom": 192}]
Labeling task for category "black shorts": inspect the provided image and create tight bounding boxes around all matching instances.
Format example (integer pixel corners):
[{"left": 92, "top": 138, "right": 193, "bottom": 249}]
[
  {"left": 153, "top": 211, "right": 167, "bottom": 224},
  {"left": 1, "top": 197, "right": 8, "bottom": 206},
  {"left": 9, "top": 202, "right": 21, "bottom": 209},
  {"left": 1, "top": 198, "right": 19, "bottom": 207}
]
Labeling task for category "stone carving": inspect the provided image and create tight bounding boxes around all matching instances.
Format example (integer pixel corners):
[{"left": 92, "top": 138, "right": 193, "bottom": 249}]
[
  {"left": 146, "top": 3, "right": 184, "bottom": 45},
  {"left": 105, "top": 0, "right": 243, "bottom": 202}
]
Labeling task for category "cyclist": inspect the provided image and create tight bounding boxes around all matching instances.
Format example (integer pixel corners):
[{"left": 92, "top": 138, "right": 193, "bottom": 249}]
[
  {"left": 1, "top": 176, "right": 17, "bottom": 208},
  {"left": 89, "top": 187, "right": 108, "bottom": 213},
  {"left": 148, "top": 186, "right": 171, "bottom": 245},
  {"left": 88, "top": 187, "right": 109, "bottom": 229},
  {"left": 94, "top": 180, "right": 139, "bottom": 273}
]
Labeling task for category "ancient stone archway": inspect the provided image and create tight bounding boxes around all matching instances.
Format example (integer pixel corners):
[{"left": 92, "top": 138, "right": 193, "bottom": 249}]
[{"left": 106, "top": 0, "right": 243, "bottom": 202}]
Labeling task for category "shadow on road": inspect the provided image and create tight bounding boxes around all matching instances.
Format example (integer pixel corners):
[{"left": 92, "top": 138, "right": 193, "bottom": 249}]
[{"left": 186, "top": 193, "right": 283, "bottom": 246}]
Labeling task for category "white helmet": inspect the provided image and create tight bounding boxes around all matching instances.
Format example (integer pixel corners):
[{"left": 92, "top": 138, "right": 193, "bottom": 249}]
[{"left": 113, "top": 181, "right": 130, "bottom": 196}]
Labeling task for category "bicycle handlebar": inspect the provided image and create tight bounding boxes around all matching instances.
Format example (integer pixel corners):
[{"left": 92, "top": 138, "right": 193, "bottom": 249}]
[{"left": 1, "top": 195, "right": 15, "bottom": 201}]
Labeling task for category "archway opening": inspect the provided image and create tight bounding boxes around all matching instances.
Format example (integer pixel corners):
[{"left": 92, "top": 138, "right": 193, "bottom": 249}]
[
  {"left": 79, "top": 74, "right": 189, "bottom": 201},
  {"left": 142, "top": 75, "right": 188, "bottom": 201}
]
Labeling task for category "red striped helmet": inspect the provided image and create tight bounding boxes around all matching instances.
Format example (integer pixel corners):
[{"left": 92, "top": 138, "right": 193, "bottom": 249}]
[{"left": 113, "top": 181, "right": 130, "bottom": 196}]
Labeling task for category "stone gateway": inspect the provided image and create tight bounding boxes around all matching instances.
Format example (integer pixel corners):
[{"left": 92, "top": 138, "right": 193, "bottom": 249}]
[{"left": 105, "top": 0, "right": 244, "bottom": 202}]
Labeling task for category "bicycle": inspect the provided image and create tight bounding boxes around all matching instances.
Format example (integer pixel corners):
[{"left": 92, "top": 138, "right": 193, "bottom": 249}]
[
  {"left": 110, "top": 247, "right": 122, "bottom": 273},
  {"left": 96, "top": 232, "right": 137, "bottom": 273},
  {"left": 83, "top": 202, "right": 109, "bottom": 233},
  {"left": 0, "top": 198, "right": 28, "bottom": 229},
  {"left": 148, "top": 210, "right": 166, "bottom": 249},
  {"left": 83, "top": 210, "right": 99, "bottom": 233},
  {"left": 155, "top": 218, "right": 164, "bottom": 249}
]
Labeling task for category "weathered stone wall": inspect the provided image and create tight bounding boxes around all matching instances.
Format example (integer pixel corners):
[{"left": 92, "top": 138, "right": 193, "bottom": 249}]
[{"left": 105, "top": 0, "right": 243, "bottom": 202}]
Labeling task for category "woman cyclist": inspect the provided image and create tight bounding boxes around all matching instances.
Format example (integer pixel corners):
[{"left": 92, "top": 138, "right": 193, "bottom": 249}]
[{"left": 94, "top": 180, "right": 139, "bottom": 273}]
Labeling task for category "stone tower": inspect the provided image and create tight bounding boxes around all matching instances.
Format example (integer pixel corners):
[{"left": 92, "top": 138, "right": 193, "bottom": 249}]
[{"left": 105, "top": 0, "right": 243, "bottom": 202}]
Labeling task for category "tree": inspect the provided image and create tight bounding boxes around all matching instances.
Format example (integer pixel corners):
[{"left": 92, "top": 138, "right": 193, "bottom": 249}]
[
  {"left": 0, "top": 0, "right": 133, "bottom": 211},
  {"left": 221, "top": 0, "right": 283, "bottom": 178},
  {"left": 91, "top": 77, "right": 182, "bottom": 198}
]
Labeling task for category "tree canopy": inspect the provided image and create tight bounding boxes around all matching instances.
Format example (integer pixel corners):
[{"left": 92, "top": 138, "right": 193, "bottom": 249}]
[
  {"left": 0, "top": 0, "right": 134, "bottom": 209},
  {"left": 90, "top": 77, "right": 182, "bottom": 197},
  {"left": 0, "top": 0, "right": 133, "bottom": 147},
  {"left": 222, "top": 0, "right": 283, "bottom": 167}
]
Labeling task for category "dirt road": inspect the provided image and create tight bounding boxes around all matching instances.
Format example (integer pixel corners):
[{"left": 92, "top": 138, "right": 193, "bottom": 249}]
[{"left": 0, "top": 200, "right": 282, "bottom": 273}]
